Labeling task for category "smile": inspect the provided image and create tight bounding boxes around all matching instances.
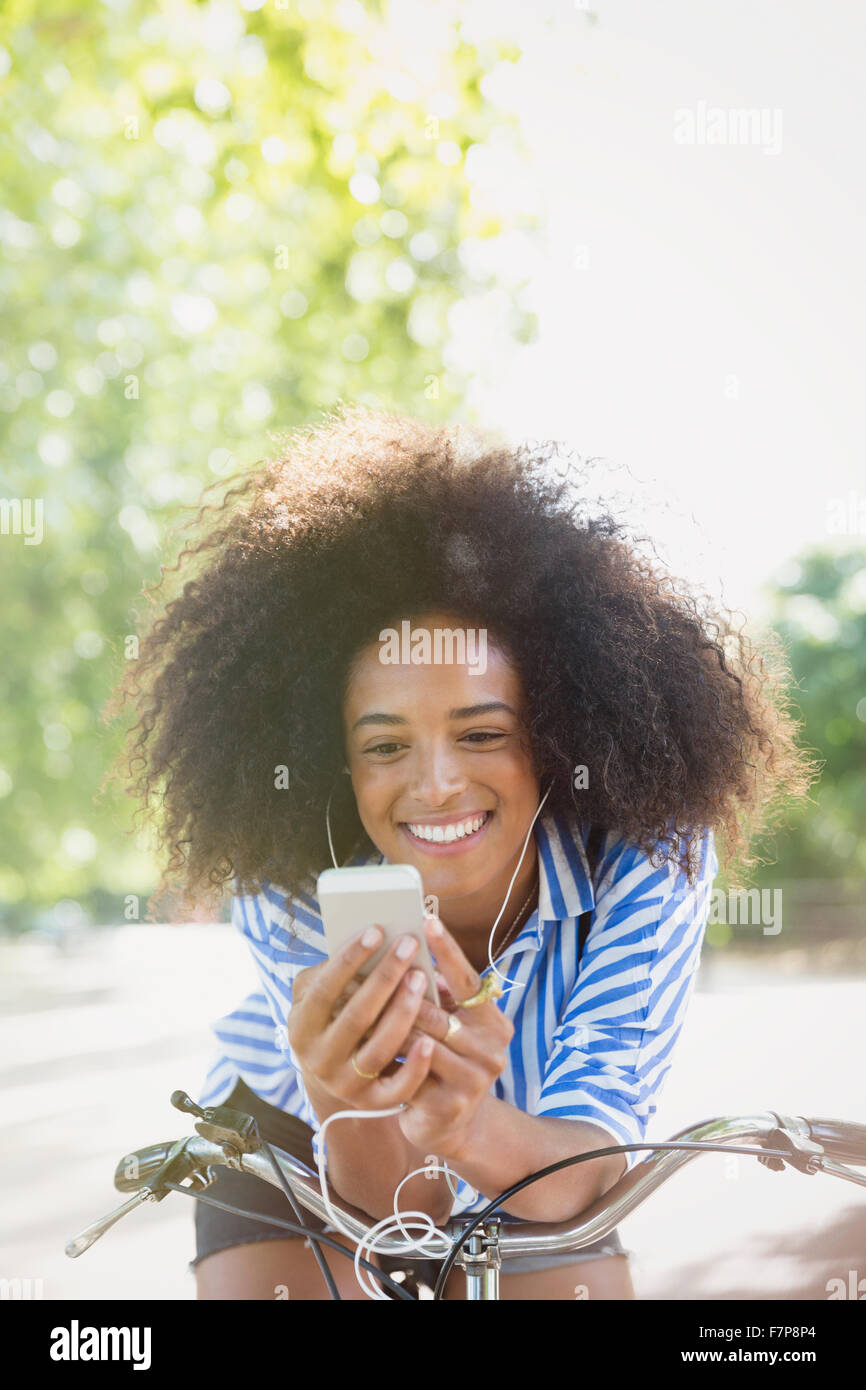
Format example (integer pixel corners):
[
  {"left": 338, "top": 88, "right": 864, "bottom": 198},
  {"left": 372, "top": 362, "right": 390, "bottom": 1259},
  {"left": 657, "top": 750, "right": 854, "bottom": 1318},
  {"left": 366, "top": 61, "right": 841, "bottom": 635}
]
[{"left": 400, "top": 810, "right": 493, "bottom": 852}]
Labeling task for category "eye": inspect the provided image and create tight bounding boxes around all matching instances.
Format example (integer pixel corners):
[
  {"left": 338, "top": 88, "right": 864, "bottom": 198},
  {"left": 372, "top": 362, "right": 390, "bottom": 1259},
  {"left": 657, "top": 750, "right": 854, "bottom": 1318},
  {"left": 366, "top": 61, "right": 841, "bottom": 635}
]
[{"left": 363, "top": 732, "right": 506, "bottom": 757}]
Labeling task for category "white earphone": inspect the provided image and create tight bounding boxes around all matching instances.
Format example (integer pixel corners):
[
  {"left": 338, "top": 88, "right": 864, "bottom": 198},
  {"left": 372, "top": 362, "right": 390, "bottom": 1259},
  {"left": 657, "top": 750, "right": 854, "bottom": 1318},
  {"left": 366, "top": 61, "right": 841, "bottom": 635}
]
[{"left": 315, "top": 768, "right": 554, "bottom": 1294}]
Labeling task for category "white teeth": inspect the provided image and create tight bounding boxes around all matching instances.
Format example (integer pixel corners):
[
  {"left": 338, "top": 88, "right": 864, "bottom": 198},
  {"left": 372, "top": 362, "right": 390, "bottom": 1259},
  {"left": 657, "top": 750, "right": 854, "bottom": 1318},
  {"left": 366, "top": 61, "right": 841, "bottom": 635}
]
[{"left": 406, "top": 812, "right": 489, "bottom": 842}]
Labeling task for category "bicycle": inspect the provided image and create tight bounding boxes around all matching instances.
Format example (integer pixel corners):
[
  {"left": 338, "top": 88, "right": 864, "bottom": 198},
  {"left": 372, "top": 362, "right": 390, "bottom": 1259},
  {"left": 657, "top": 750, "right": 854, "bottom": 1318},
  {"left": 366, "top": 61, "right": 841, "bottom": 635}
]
[{"left": 65, "top": 1090, "right": 866, "bottom": 1300}]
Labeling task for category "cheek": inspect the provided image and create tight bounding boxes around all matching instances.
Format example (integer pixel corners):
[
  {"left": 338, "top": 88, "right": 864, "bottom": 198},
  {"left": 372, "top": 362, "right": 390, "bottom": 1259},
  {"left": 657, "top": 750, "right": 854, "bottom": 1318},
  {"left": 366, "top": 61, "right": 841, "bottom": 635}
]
[
  {"left": 493, "top": 741, "right": 534, "bottom": 780},
  {"left": 352, "top": 775, "right": 394, "bottom": 825}
]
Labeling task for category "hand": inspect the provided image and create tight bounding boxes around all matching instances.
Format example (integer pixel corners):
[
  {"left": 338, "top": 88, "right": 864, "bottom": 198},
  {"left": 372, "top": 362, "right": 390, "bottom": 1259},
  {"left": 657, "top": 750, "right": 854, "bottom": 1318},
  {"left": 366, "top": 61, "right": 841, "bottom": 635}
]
[
  {"left": 288, "top": 926, "right": 436, "bottom": 1109},
  {"left": 391, "top": 914, "right": 515, "bottom": 1158}
]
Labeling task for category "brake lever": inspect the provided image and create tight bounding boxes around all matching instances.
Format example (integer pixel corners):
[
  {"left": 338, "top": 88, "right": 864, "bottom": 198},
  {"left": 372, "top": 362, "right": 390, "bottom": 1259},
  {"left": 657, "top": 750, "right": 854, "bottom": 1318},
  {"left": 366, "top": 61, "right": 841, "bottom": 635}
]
[
  {"left": 65, "top": 1135, "right": 208, "bottom": 1258},
  {"left": 758, "top": 1112, "right": 825, "bottom": 1174},
  {"left": 65, "top": 1189, "right": 155, "bottom": 1258}
]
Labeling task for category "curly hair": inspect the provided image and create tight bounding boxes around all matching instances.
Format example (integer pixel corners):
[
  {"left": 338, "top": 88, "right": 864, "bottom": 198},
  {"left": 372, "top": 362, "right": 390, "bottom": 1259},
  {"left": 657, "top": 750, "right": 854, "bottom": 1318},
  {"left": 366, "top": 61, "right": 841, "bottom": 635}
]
[{"left": 100, "top": 402, "right": 816, "bottom": 922}]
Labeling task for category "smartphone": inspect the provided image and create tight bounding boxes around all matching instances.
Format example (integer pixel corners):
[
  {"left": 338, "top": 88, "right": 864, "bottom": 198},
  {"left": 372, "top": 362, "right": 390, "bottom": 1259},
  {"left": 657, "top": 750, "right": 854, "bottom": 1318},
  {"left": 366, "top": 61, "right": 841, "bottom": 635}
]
[{"left": 317, "top": 863, "right": 440, "bottom": 1007}]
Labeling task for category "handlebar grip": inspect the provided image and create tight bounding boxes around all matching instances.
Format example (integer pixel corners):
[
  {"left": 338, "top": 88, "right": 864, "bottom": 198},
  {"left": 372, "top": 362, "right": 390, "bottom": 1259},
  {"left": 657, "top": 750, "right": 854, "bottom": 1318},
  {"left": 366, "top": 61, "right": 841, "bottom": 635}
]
[
  {"left": 113, "top": 1141, "right": 178, "bottom": 1193},
  {"left": 806, "top": 1117, "right": 866, "bottom": 1166}
]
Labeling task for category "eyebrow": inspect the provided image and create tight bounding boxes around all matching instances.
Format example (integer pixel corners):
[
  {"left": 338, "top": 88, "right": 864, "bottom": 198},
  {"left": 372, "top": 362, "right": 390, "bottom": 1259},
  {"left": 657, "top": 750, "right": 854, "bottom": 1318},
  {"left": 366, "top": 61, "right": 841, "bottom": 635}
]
[{"left": 351, "top": 701, "right": 517, "bottom": 732}]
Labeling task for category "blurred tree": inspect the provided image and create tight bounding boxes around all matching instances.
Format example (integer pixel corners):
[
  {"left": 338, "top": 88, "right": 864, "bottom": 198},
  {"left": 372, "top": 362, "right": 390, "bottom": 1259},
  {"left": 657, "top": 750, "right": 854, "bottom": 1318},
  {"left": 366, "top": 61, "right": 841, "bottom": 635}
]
[
  {"left": 699, "top": 546, "right": 866, "bottom": 955},
  {"left": 0, "top": 0, "right": 535, "bottom": 929},
  {"left": 754, "top": 547, "right": 866, "bottom": 884}
]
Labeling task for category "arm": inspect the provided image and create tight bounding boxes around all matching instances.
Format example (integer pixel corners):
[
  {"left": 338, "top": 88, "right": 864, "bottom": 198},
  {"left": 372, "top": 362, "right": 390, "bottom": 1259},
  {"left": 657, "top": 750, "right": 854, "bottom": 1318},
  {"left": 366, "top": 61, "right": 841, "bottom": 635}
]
[
  {"left": 515, "top": 827, "right": 718, "bottom": 1208},
  {"left": 423, "top": 828, "right": 718, "bottom": 1223},
  {"left": 443, "top": 1096, "right": 626, "bottom": 1222},
  {"left": 228, "top": 883, "right": 453, "bottom": 1224}
]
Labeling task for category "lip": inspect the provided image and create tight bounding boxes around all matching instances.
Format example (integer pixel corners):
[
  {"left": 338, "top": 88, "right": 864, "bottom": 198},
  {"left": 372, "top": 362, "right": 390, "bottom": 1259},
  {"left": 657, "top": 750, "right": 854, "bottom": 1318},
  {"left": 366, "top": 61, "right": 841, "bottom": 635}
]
[{"left": 399, "top": 810, "right": 494, "bottom": 856}]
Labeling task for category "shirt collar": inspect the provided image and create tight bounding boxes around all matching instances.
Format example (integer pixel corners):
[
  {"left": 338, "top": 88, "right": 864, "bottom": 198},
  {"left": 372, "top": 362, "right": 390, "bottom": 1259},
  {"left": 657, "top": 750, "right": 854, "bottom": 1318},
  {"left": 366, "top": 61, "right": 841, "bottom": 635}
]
[
  {"left": 534, "top": 806, "right": 596, "bottom": 933},
  {"left": 347, "top": 804, "right": 596, "bottom": 947}
]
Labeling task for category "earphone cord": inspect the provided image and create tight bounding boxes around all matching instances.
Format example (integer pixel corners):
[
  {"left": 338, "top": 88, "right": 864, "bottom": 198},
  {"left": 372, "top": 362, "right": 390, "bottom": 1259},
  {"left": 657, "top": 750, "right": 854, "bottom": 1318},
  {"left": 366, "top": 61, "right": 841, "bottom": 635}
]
[{"left": 316, "top": 776, "right": 553, "bottom": 1297}]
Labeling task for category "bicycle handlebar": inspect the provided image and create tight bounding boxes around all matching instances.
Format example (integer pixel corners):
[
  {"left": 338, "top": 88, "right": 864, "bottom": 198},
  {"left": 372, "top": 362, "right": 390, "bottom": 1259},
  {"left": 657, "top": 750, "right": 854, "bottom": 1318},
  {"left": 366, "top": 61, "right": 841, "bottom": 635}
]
[
  {"left": 804, "top": 1116, "right": 866, "bottom": 1167},
  {"left": 96, "top": 1108, "right": 866, "bottom": 1263}
]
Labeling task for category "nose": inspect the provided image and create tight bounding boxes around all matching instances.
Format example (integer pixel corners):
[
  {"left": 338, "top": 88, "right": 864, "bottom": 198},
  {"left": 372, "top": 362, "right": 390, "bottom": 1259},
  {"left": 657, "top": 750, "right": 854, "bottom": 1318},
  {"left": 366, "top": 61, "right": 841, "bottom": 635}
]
[{"left": 407, "top": 742, "right": 469, "bottom": 807}]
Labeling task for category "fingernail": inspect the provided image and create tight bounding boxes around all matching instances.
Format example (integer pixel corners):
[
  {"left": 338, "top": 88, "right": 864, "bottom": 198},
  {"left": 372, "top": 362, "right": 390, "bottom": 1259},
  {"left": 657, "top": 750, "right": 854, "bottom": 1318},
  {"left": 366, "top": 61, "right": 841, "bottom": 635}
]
[
  {"left": 361, "top": 925, "right": 383, "bottom": 948},
  {"left": 425, "top": 915, "right": 443, "bottom": 937},
  {"left": 396, "top": 934, "right": 418, "bottom": 959},
  {"left": 419, "top": 1036, "right": 434, "bottom": 1056},
  {"left": 407, "top": 969, "right": 426, "bottom": 993}
]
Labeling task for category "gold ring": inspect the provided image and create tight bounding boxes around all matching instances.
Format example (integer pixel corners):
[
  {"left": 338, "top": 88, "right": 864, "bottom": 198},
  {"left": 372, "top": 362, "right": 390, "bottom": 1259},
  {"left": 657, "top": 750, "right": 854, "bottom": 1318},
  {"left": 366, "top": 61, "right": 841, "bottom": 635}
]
[
  {"left": 456, "top": 974, "right": 504, "bottom": 1008},
  {"left": 443, "top": 1013, "right": 463, "bottom": 1042},
  {"left": 351, "top": 1053, "right": 381, "bottom": 1080}
]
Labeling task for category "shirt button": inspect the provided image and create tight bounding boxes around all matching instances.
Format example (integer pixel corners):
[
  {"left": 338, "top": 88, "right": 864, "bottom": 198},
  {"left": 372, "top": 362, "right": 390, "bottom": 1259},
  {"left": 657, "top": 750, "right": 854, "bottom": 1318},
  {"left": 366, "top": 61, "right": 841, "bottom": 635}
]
[{"left": 573, "top": 1026, "right": 589, "bottom": 1046}]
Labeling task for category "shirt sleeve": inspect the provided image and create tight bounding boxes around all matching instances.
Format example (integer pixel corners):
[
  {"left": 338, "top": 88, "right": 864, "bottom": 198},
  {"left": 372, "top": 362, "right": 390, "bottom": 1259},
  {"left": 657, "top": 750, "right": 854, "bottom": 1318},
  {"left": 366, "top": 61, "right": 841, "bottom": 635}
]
[
  {"left": 532, "top": 827, "right": 717, "bottom": 1171},
  {"left": 228, "top": 878, "right": 331, "bottom": 1157}
]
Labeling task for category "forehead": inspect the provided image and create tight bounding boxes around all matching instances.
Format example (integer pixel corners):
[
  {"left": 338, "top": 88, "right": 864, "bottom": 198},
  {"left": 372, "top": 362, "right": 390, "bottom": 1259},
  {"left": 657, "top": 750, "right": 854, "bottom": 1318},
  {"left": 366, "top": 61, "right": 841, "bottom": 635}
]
[{"left": 342, "top": 631, "right": 522, "bottom": 717}]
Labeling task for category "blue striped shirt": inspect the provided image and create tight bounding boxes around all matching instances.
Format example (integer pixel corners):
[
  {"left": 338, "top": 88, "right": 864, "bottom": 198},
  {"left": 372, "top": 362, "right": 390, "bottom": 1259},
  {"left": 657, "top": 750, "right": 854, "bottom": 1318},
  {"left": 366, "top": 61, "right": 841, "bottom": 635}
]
[{"left": 198, "top": 809, "right": 717, "bottom": 1216}]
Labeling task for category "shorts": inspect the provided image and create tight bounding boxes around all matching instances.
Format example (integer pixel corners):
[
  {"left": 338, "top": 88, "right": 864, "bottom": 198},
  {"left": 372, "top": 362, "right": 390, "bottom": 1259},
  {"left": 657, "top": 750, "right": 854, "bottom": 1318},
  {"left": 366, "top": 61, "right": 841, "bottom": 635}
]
[{"left": 190, "top": 1078, "right": 628, "bottom": 1293}]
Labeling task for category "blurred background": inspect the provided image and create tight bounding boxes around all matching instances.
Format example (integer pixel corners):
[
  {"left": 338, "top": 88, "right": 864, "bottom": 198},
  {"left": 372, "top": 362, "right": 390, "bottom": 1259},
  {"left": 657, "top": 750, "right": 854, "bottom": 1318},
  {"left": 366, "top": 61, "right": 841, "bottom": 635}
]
[{"left": 1, "top": 0, "right": 864, "bottom": 1300}]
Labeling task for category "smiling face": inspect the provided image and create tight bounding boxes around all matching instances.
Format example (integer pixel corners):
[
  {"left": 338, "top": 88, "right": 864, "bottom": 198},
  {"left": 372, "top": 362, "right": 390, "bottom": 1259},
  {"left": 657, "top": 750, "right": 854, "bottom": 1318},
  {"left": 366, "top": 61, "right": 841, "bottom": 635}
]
[{"left": 341, "top": 609, "right": 542, "bottom": 939}]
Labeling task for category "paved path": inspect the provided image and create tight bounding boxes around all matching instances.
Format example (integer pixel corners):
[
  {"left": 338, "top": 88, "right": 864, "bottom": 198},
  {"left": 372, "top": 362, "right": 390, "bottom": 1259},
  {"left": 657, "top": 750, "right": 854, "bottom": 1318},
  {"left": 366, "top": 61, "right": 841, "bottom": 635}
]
[{"left": 1, "top": 927, "right": 864, "bottom": 1301}]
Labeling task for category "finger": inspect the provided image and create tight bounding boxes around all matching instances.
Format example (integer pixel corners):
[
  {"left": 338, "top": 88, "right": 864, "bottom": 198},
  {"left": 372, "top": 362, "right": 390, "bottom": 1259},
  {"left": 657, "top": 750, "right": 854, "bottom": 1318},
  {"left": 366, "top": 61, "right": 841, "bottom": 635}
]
[
  {"left": 329, "top": 976, "right": 362, "bottom": 1022},
  {"left": 410, "top": 996, "right": 471, "bottom": 1051},
  {"left": 376, "top": 1056, "right": 404, "bottom": 1079},
  {"left": 424, "top": 915, "right": 483, "bottom": 1004},
  {"left": 328, "top": 933, "right": 422, "bottom": 1053},
  {"left": 289, "top": 964, "right": 317, "bottom": 1014},
  {"left": 364, "top": 1033, "right": 436, "bottom": 1108},
  {"left": 401, "top": 1012, "right": 480, "bottom": 1065},
  {"left": 434, "top": 971, "right": 456, "bottom": 1004},
  {"left": 349, "top": 967, "right": 429, "bottom": 1077},
  {"left": 400, "top": 1032, "right": 479, "bottom": 1088},
  {"left": 292, "top": 926, "right": 387, "bottom": 1040},
  {"left": 357, "top": 993, "right": 455, "bottom": 1072}
]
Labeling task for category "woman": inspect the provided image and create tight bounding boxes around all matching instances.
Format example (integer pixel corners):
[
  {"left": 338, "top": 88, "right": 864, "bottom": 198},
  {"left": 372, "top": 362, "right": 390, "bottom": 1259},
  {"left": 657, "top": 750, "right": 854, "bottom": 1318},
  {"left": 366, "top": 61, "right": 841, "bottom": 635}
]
[{"left": 102, "top": 405, "right": 812, "bottom": 1299}]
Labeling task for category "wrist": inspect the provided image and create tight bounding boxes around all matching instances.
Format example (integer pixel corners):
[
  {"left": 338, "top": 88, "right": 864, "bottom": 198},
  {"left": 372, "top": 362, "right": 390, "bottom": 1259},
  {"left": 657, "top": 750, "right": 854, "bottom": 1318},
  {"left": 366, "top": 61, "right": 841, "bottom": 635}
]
[
  {"left": 435, "top": 1095, "right": 489, "bottom": 1164},
  {"left": 300, "top": 1069, "right": 350, "bottom": 1119}
]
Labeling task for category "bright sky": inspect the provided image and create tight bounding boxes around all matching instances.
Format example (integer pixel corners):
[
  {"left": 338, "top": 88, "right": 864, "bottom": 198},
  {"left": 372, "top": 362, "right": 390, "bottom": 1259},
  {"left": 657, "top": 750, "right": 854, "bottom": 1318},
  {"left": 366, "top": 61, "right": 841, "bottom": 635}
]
[{"left": 451, "top": 0, "right": 865, "bottom": 623}]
